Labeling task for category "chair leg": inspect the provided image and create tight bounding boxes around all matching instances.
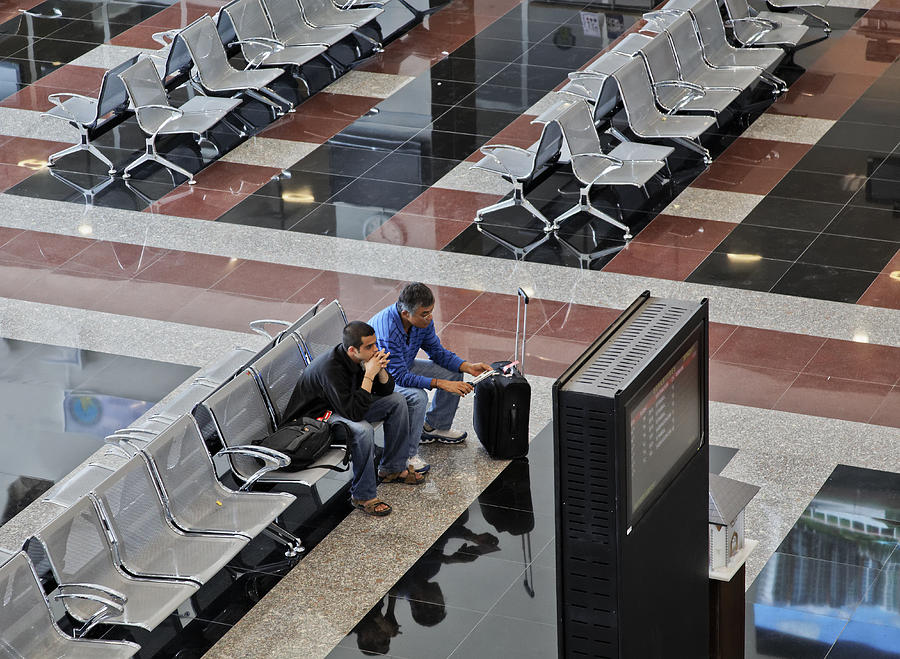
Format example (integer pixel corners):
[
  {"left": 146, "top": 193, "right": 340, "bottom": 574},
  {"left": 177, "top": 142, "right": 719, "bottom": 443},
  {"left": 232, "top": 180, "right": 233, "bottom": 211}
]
[
  {"left": 476, "top": 223, "right": 552, "bottom": 261},
  {"left": 520, "top": 197, "right": 553, "bottom": 232},
  {"left": 474, "top": 195, "right": 517, "bottom": 221},
  {"left": 262, "top": 522, "right": 304, "bottom": 557},
  {"left": 85, "top": 143, "right": 117, "bottom": 175},
  {"left": 553, "top": 189, "right": 633, "bottom": 240},
  {"left": 260, "top": 86, "right": 296, "bottom": 113},
  {"left": 671, "top": 136, "right": 712, "bottom": 164},
  {"left": 800, "top": 6, "right": 830, "bottom": 31},
  {"left": 246, "top": 89, "right": 285, "bottom": 118},
  {"left": 123, "top": 140, "right": 198, "bottom": 185},
  {"left": 47, "top": 143, "right": 86, "bottom": 166}
]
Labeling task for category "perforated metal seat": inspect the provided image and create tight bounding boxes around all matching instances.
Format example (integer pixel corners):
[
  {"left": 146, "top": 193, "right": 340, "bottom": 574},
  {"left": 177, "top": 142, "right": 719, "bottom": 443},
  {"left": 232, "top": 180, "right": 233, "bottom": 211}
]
[
  {"left": 301, "top": 0, "right": 383, "bottom": 28},
  {"left": 249, "top": 298, "right": 323, "bottom": 340},
  {"left": 30, "top": 497, "right": 198, "bottom": 632},
  {"left": 42, "top": 55, "right": 139, "bottom": 175},
  {"left": 90, "top": 455, "right": 247, "bottom": 585},
  {"left": 611, "top": 56, "right": 715, "bottom": 163},
  {"left": 141, "top": 414, "right": 295, "bottom": 539},
  {"left": 263, "top": 0, "right": 358, "bottom": 51},
  {"left": 295, "top": 300, "right": 349, "bottom": 362},
  {"left": 118, "top": 57, "right": 242, "bottom": 185},
  {"left": 250, "top": 332, "right": 307, "bottom": 426},
  {"left": 722, "top": 0, "right": 809, "bottom": 46},
  {"left": 0, "top": 552, "right": 140, "bottom": 658}
]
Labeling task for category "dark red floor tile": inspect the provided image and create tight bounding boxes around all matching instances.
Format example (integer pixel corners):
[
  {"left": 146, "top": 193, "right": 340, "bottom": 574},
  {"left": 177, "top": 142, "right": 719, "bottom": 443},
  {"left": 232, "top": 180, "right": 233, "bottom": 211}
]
[
  {"left": 146, "top": 186, "right": 251, "bottom": 221},
  {"left": 297, "top": 93, "right": 380, "bottom": 120},
  {"left": 34, "top": 65, "right": 105, "bottom": 92},
  {"left": 421, "top": 9, "right": 497, "bottom": 37},
  {"left": 169, "top": 289, "right": 307, "bottom": 333},
  {"left": 692, "top": 161, "right": 791, "bottom": 195},
  {"left": 708, "top": 322, "right": 737, "bottom": 357},
  {"left": 857, "top": 272, "right": 900, "bottom": 310},
  {"left": 23, "top": 269, "right": 127, "bottom": 313},
  {"left": 95, "top": 278, "right": 203, "bottom": 322},
  {"left": 603, "top": 242, "right": 709, "bottom": 281},
  {"left": 110, "top": 23, "right": 172, "bottom": 49},
  {"left": 260, "top": 114, "right": 357, "bottom": 143},
  {"left": 290, "top": 270, "right": 402, "bottom": 315},
  {"left": 522, "top": 334, "right": 593, "bottom": 379},
  {"left": 189, "top": 161, "right": 281, "bottom": 194},
  {"left": 465, "top": 117, "right": 544, "bottom": 162},
  {"left": 366, "top": 212, "right": 469, "bottom": 250},
  {"left": 56, "top": 240, "right": 167, "bottom": 279},
  {"left": 633, "top": 215, "right": 734, "bottom": 251},
  {"left": 716, "top": 138, "right": 811, "bottom": 171},
  {"left": 400, "top": 187, "right": 503, "bottom": 221},
  {"left": 0, "top": 162, "right": 38, "bottom": 192},
  {"left": 0, "top": 226, "right": 23, "bottom": 248},
  {"left": 708, "top": 362, "right": 797, "bottom": 409},
  {"left": 452, "top": 290, "right": 564, "bottom": 335},
  {"left": 808, "top": 31, "right": 893, "bottom": 77},
  {"left": 428, "top": 284, "right": 482, "bottom": 325},
  {"left": 0, "top": 86, "right": 55, "bottom": 112},
  {"left": 141, "top": 2, "right": 216, "bottom": 28},
  {"left": 0, "top": 262, "right": 43, "bottom": 299},
  {"left": 774, "top": 373, "right": 892, "bottom": 423},
  {"left": 134, "top": 250, "right": 241, "bottom": 288},
  {"left": 869, "top": 386, "right": 900, "bottom": 428},
  {"left": 803, "top": 338, "right": 900, "bottom": 386},
  {"left": 436, "top": 322, "right": 517, "bottom": 367},
  {"left": 767, "top": 91, "right": 858, "bottom": 120},
  {"left": 713, "top": 326, "right": 826, "bottom": 372},
  {"left": 211, "top": 260, "right": 320, "bottom": 301},
  {"left": 0, "top": 230, "right": 92, "bottom": 267},
  {"left": 538, "top": 303, "right": 622, "bottom": 343},
  {"left": 0, "top": 137, "right": 72, "bottom": 167}
]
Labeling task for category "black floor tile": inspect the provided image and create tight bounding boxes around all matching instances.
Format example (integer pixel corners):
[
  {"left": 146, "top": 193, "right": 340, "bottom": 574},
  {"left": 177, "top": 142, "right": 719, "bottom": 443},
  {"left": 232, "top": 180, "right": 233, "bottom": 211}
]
[
  {"left": 334, "top": 595, "right": 484, "bottom": 658},
  {"left": 872, "top": 154, "right": 900, "bottom": 182},
  {"left": 862, "top": 75, "right": 900, "bottom": 103},
  {"left": 745, "top": 603, "right": 845, "bottom": 659},
  {"left": 44, "top": 18, "right": 132, "bottom": 43},
  {"left": 448, "top": 614, "right": 556, "bottom": 658},
  {"left": 290, "top": 202, "right": 394, "bottom": 239},
  {"left": 746, "top": 552, "right": 879, "bottom": 619},
  {"left": 428, "top": 55, "right": 506, "bottom": 85},
  {"left": 290, "top": 143, "right": 390, "bottom": 177},
  {"left": 846, "top": 179, "right": 900, "bottom": 212},
  {"left": 0, "top": 57, "right": 63, "bottom": 85},
  {"left": 406, "top": 129, "right": 488, "bottom": 160},
  {"left": 792, "top": 144, "right": 889, "bottom": 178},
  {"left": 361, "top": 151, "right": 458, "bottom": 186},
  {"left": 827, "top": 620, "right": 900, "bottom": 659},
  {"left": 453, "top": 35, "right": 537, "bottom": 63},
  {"left": 713, "top": 224, "right": 817, "bottom": 261},
  {"left": 798, "top": 234, "right": 898, "bottom": 272},
  {"left": 741, "top": 197, "right": 843, "bottom": 232},
  {"left": 0, "top": 34, "right": 33, "bottom": 58},
  {"left": 770, "top": 262, "right": 877, "bottom": 303},
  {"left": 6, "top": 14, "right": 77, "bottom": 38},
  {"left": 824, "top": 205, "right": 900, "bottom": 243},
  {"left": 486, "top": 62, "right": 570, "bottom": 92},
  {"left": 517, "top": 42, "right": 598, "bottom": 70},
  {"left": 443, "top": 501, "right": 554, "bottom": 564},
  {"left": 815, "top": 465, "right": 900, "bottom": 525},
  {"left": 840, "top": 97, "right": 900, "bottom": 128},
  {"left": 402, "top": 76, "right": 479, "bottom": 106},
  {"left": 215, "top": 194, "right": 319, "bottom": 231},
  {"left": 254, "top": 170, "right": 355, "bottom": 203},
  {"left": 328, "top": 177, "right": 427, "bottom": 212},
  {"left": 14, "top": 36, "right": 96, "bottom": 62},
  {"left": 431, "top": 105, "right": 520, "bottom": 136},
  {"left": 487, "top": 565, "right": 555, "bottom": 624},
  {"left": 476, "top": 456, "right": 554, "bottom": 516},
  {"left": 477, "top": 16, "right": 559, "bottom": 42},
  {"left": 686, "top": 252, "right": 793, "bottom": 292},
  {"left": 456, "top": 83, "right": 546, "bottom": 113},
  {"left": 768, "top": 170, "right": 865, "bottom": 205},
  {"left": 817, "top": 121, "right": 900, "bottom": 153},
  {"left": 775, "top": 513, "right": 899, "bottom": 570}
]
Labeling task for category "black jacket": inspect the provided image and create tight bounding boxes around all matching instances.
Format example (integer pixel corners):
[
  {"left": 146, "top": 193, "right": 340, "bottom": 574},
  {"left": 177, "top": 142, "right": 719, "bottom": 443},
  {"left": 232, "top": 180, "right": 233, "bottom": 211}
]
[{"left": 284, "top": 344, "right": 395, "bottom": 423}]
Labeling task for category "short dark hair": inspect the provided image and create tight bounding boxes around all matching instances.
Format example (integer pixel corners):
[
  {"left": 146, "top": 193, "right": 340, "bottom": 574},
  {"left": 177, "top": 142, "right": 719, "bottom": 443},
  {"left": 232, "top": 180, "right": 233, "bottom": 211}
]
[
  {"left": 398, "top": 282, "right": 434, "bottom": 315},
  {"left": 342, "top": 321, "right": 375, "bottom": 351}
]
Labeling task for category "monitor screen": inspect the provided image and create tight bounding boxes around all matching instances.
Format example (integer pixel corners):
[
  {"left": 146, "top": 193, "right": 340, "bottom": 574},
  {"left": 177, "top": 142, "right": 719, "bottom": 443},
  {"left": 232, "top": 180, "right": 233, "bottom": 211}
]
[{"left": 626, "top": 332, "right": 703, "bottom": 525}]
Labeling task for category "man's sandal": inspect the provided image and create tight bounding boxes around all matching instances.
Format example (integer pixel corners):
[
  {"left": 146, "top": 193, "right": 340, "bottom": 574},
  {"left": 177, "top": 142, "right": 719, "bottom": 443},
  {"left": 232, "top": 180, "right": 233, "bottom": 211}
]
[
  {"left": 377, "top": 469, "right": 426, "bottom": 485},
  {"left": 351, "top": 498, "right": 392, "bottom": 516}
]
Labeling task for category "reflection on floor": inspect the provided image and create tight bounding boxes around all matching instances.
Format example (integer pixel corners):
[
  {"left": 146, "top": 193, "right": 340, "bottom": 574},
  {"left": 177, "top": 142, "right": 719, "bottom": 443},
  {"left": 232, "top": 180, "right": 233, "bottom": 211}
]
[
  {"left": 331, "top": 428, "right": 900, "bottom": 659},
  {"left": 0, "top": 336, "right": 196, "bottom": 524}
]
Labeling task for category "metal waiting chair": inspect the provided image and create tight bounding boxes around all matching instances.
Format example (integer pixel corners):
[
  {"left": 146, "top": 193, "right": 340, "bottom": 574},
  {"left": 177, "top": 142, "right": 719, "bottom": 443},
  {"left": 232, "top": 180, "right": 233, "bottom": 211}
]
[
  {"left": 202, "top": 368, "right": 348, "bottom": 494},
  {"left": 552, "top": 100, "right": 670, "bottom": 240},
  {"left": 613, "top": 32, "right": 740, "bottom": 122},
  {"left": 0, "top": 552, "right": 140, "bottom": 658},
  {"left": 263, "top": 0, "right": 360, "bottom": 60},
  {"left": 249, "top": 297, "right": 323, "bottom": 340},
  {"left": 294, "top": 299, "right": 349, "bottom": 362},
  {"left": 470, "top": 120, "right": 564, "bottom": 232},
  {"left": 28, "top": 497, "right": 199, "bottom": 633},
  {"left": 219, "top": 0, "right": 329, "bottom": 92},
  {"left": 43, "top": 55, "right": 139, "bottom": 175},
  {"left": 177, "top": 15, "right": 293, "bottom": 117},
  {"left": 721, "top": 0, "right": 810, "bottom": 47},
  {"left": 90, "top": 454, "right": 249, "bottom": 585},
  {"left": 249, "top": 332, "right": 309, "bottom": 427},
  {"left": 139, "top": 414, "right": 300, "bottom": 554},
  {"left": 297, "top": 0, "right": 384, "bottom": 52},
  {"left": 611, "top": 56, "right": 716, "bottom": 163},
  {"left": 764, "top": 0, "right": 831, "bottom": 31},
  {"left": 118, "top": 57, "right": 242, "bottom": 185}
]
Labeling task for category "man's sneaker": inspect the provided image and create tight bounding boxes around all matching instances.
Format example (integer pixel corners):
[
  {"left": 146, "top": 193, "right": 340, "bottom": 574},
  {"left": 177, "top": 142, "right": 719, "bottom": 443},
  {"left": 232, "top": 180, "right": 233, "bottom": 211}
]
[
  {"left": 408, "top": 455, "right": 431, "bottom": 474},
  {"left": 421, "top": 423, "right": 467, "bottom": 445}
]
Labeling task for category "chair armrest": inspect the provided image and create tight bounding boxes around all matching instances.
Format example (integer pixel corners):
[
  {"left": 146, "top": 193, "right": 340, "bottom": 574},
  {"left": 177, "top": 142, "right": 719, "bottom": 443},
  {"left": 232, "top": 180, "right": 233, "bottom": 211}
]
[
  {"left": 136, "top": 104, "right": 184, "bottom": 140},
  {"left": 215, "top": 445, "right": 291, "bottom": 491},
  {"left": 152, "top": 29, "right": 178, "bottom": 47},
  {"left": 480, "top": 144, "right": 534, "bottom": 157},
  {"left": 569, "top": 70, "right": 607, "bottom": 80},
  {"left": 44, "top": 92, "right": 97, "bottom": 123},
  {"left": 55, "top": 583, "right": 127, "bottom": 636},
  {"left": 572, "top": 152, "right": 625, "bottom": 185},
  {"left": 655, "top": 79, "right": 706, "bottom": 93},
  {"left": 249, "top": 318, "right": 290, "bottom": 338},
  {"left": 726, "top": 16, "right": 778, "bottom": 30},
  {"left": 230, "top": 37, "right": 284, "bottom": 51}
]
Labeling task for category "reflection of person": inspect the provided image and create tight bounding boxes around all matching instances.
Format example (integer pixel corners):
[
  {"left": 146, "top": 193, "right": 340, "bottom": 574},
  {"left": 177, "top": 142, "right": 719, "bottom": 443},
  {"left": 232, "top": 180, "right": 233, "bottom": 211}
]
[
  {"left": 370, "top": 283, "right": 492, "bottom": 474},
  {"left": 354, "top": 595, "right": 400, "bottom": 656},
  {"left": 286, "top": 321, "right": 425, "bottom": 518}
]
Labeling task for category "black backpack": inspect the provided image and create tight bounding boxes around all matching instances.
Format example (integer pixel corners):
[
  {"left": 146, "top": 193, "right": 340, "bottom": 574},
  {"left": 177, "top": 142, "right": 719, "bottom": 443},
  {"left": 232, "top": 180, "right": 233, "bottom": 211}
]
[{"left": 254, "top": 418, "right": 349, "bottom": 472}]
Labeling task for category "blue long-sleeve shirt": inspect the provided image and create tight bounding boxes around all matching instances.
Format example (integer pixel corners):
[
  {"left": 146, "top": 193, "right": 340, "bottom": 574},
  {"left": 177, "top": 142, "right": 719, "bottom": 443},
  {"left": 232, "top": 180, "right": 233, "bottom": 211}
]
[{"left": 369, "top": 303, "right": 464, "bottom": 389}]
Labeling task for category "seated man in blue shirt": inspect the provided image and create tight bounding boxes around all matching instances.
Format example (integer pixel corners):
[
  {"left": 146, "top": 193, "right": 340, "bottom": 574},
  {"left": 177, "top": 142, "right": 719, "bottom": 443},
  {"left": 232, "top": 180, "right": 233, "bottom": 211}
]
[{"left": 370, "top": 283, "right": 491, "bottom": 474}]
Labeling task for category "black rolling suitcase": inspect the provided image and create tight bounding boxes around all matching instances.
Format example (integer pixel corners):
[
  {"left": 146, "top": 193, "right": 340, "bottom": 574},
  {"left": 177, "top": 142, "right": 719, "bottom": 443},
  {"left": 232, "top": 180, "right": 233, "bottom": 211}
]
[{"left": 473, "top": 288, "right": 531, "bottom": 459}]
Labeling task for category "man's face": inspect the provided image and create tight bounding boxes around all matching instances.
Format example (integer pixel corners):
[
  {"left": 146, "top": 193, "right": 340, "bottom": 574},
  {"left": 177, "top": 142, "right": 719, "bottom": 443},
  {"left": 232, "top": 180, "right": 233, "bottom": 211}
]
[
  {"left": 350, "top": 334, "right": 378, "bottom": 363},
  {"left": 405, "top": 304, "right": 434, "bottom": 329}
]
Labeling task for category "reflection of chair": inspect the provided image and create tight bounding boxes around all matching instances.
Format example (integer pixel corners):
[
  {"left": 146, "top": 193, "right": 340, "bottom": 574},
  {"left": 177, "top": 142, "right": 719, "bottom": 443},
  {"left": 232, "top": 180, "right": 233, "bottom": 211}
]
[
  {"left": 553, "top": 100, "right": 670, "bottom": 240},
  {"left": 118, "top": 57, "right": 242, "bottom": 184},
  {"left": 43, "top": 55, "right": 139, "bottom": 175},
  {"left": 47, "top": 168, "right": 116, "bottom": 206},
  {"left": 471, "top": 120, "right": 564, "bottom": 231},
  {"left": 0, "top": 552, "right": 140, "bottom": 658},
  {"left": 765, "top": 0, "right": 831, "bottom": 32},
  {"left": 722, "top": 0, "right": 810, "bottom": 46},
  {"left": 476, "top": 222, "right": 626, "bottom": 268}
]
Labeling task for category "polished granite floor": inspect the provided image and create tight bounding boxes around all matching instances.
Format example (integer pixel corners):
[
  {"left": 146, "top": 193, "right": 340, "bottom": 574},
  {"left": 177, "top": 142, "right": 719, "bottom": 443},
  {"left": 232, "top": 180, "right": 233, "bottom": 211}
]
[{"left": 0, "top": 336, "right": 196, "bottom": 524}]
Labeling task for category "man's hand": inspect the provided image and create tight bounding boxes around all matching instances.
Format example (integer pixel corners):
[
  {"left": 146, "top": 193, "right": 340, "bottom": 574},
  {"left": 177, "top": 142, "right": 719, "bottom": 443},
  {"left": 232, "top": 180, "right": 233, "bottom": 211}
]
[
  {"left": 365, "top": 349, "right": 389, "bottom": 381},
  {"left": 436, "top": 379, "right": 474, "bottom": 396},
  {"left": 461, "top": 361, "right": 492, "bottom": 376}
]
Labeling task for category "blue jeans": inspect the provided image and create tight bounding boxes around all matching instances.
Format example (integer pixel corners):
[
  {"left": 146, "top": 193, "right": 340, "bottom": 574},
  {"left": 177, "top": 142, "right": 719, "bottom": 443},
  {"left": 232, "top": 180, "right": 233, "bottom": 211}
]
[
  {"left": 395, "top": 360, "right": 462, "bottom": 459},
  {"left": 329, "top": 392, "right": 419, "bottom": 502}
]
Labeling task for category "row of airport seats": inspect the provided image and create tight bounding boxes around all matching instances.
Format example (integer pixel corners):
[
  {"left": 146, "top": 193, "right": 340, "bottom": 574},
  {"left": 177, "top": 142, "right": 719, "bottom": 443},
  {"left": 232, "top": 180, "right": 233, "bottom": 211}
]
[
  {"left": 472, "top": 0, "right": 824, "bottom": 253},
  {"left": 0, "top": 300, "right": 356, "bottom": 658},
  {"left": 42, "top": 0, "right": 423, "bottom": 185}
]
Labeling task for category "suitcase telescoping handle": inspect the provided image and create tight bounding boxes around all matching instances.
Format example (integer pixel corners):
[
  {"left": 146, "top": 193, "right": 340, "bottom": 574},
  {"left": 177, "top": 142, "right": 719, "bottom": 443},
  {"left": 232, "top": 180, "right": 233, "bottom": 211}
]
[{"left": 514, "top": 287, "right": 529, "bottom": 374}]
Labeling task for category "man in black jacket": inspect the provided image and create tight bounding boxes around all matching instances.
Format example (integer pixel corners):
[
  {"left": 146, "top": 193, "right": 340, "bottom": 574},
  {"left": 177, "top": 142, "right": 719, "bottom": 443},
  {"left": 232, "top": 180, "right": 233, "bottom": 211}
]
[{"left": 287, "top": 321, "right": 425, "bottom": 517}]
